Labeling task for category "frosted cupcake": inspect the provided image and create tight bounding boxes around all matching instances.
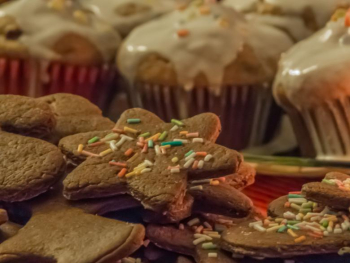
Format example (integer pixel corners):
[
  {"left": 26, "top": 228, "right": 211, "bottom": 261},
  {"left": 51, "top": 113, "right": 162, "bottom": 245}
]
[
  {"left": 118, "top": 1, "right": 293, "bottom": 150},
  {"left": 0, "top": 0, "right": 121, "bottom": 107},
  {"left": 245, "top": 0, "right": 350, "bottom": 42},
  {"left": 82, "top": 0, "right": 189, "bottom": 38},
  {"left": 274, "top": 10, "right": 350, "bottom": 159}
]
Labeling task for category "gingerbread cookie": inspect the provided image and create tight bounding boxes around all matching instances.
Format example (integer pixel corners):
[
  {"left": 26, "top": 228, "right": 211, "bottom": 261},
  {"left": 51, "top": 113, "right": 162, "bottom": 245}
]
[
  {"left": 146, "top": 223, "right": 236, "bottom": 263},
  {"left": 0, "top": 131, "right": 65, "bottom": 202},
  {"left": 143, "top": 173, "right": 254, "bottom": 223},
  {"left": 143, "top": 195, "right": 194, "bottom": 224},
  {"left": 38, "top": 93, "right": 114, "bottom": 144},
  {"left": 59, "top": 109, "right": 244, "bottom": 221},
  {"left": 223, "top": 163, "right": 255, "bottom": 190},
  {"left": 0, "top": 206, "right": 145, "bottom": 263},
  {"left": 221, "top": 189, "right": 350, "bottom": 258},
  {"left": 0, "top": 222, "right": 21, "bottom": 243},
  {"left": 0, "top": 95, "right": 55, "bottom": 138},
  {"left": 189, "top": 183, "right": 253, "bottom": 218},
  {"left": 267, "top": 195, "right": 290, "bottom": 218},
  {"left": 302, "top": 172, "right": 350, "bottom": 210}
]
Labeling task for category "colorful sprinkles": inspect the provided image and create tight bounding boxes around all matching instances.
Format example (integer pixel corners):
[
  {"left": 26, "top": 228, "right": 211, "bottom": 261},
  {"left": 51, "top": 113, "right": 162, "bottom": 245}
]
[
  {"left": 185, "top": 217, "right": 225, "bottom": 259},
  {"left": 249, "top": 190, "right": 350, "bottom": 244},
  {"left": 76, "top": 117, "right": 218, "bottom": 184}
]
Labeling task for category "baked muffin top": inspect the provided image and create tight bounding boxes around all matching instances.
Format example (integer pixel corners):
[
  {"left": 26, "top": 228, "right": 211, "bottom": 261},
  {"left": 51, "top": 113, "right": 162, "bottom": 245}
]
[
  {"left": 262, "top": 0, "right": 350, "bottom": 28},
  {"left": 0, "top": 0, "right": 121, "bottom": 65},
  {"left": 117, "top": 1, "right": 293, "bottom": 94},
  {"left": 81, "top": 0, "right": 188, "bottom": 38},
  {"left": 242, "top": 0, "right": 350, "bottom": 42},
  {"left": 273, "top": 10, "right": 350, "bottom": 109}
]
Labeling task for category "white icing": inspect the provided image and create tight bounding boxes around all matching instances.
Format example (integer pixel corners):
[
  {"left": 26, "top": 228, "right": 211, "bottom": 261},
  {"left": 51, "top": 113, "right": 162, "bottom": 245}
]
[
  {"left": 82, "top": 0, "right": 188, "bottom": 37},
  {"left": 273, "top": 17, "right": 350, "bottom": 109},
  {"left": 0, "top": 0, "right": 121, "bottom": 62},
  {"left": 222, "top": 0, "right": 258, "bottom": 12},
  {"left": 264, "top": 0, "right": 350, "bottom": 28},
  {"left": 118, "top": 3, "right": 293, "bottom": 94},
  {"left": 246, "top": 13, "right": 313, "bottom": 41}
]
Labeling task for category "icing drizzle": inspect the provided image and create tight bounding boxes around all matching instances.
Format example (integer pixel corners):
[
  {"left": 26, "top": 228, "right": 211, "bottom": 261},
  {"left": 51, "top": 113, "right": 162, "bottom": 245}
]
[
  {"left": 222, "top": 0, "right": 258, "bottom": 13},
  {"left": 118, "top": 2, "right": 293, "bottom": 94},
  {"left": 273, "top": 15, "right": 350, "bottom": 109},
  {"left": 0, "top": 0, "right": 121, "bottom": 63},
  {"left": 81, "top": 0, "right": 183, "bottom": 37},
  {"left": 264, "top": 0, "right": 350, "bottom": 28}
]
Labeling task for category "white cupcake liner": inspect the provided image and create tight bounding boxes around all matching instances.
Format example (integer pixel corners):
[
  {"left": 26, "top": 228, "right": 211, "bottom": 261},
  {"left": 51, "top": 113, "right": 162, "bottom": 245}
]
[
  {"left": 291, "top": 99, "right": 350, "bottom": 159},
  {"left": 132, "top": 82, "right": 277, "bottom": 150}
]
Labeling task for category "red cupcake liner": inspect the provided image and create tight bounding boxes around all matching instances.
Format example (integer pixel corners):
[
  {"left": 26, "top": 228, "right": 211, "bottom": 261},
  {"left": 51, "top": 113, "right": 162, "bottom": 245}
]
[
  {"left": 243, "top": 175, "right": 317, "bottom": 215},
  {"left": 133, "top": 83, "right": 280, "bottom": 150},
  {"left": 0, "top": 58, "right": 117, "bottom": 109}
]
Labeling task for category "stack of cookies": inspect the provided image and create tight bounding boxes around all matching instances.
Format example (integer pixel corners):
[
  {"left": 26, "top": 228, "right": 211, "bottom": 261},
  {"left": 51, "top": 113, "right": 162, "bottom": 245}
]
[{"left": 0, "top": 93, "right": 257, "bottom": 263}]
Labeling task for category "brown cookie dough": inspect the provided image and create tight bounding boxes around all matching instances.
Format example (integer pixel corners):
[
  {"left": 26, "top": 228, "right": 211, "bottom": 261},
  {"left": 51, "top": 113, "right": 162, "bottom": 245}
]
[
  {"left": 60, "top": 109, "right": 243, "bottom": 222},
  {"left": 0, "top": 95, "right": 55, "bottom": 138},
  {"left": 221, "top": 219, "right": 350, "bottom": 258},
  {"left": 143, "top": 195, "right": 194, "bottom": 224},
  {"left": 0, "top": 222, "right": 21, "bottom": 243},
  {"left": 0, "top": 131, "right": 65, "bottom": 202},
  {"left": 221, "top": 188, "right": 350, "bottom": 258},
  {"left": 302, "top": 172, "right": 350, "bottom": 210},
  {"left": 146, "top": 224, "right": 236, "bottom": 263},
  {"left": 38, "top": 93, "right": 114, "bottom": 144},
  {"left": 267, "top": 195, "right": 290, "bottom": 218},
  {"left": 0, "top": 206, "right": 145, "bottom": 263},
  {"left": 189, "top": 184, "right": 253, "bottom": 218},
  {"left": 224, "top": 163, "right": 255, "bottom": 190}
]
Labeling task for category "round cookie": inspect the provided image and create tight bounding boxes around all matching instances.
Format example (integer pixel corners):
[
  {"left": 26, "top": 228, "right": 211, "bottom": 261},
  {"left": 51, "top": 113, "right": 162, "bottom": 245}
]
[
  {"left": 221, "top": 188, "right": 350, "bottom": 259},
  {"left": 146, "top": 224, "right": 236, "bottom": 263},
  {"left": 0, "top": 95, "right": 55, "bottom": 138},
  {"left": 0, "top": 131, "right": 65, "bottom": 202}
]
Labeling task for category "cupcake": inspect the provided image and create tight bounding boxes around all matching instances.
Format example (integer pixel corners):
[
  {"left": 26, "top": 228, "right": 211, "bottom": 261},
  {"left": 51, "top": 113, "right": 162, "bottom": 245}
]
[
  {"left": 117, "top": 1, "right": 293, "bottom": 150},
  {"left": 82, "top": 0, "right": 189, "bottom": 38},
  {"left": 273, "top": 9, "right": 350, "bottom": 159},
  {"left": 0, "top": 0, "right": 121, "bottom": 108},
  {"left": 245, "top": 0, "right": 350, "bottom": 41}
]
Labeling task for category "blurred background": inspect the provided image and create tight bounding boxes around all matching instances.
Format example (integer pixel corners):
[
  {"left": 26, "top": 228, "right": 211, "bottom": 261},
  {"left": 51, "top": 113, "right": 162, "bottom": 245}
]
[{"left": 1, "top": 0, "right": 350, "bottom": 212}]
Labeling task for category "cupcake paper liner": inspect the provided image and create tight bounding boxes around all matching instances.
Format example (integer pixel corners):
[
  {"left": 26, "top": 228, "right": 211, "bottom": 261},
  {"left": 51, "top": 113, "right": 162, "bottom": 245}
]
[
  {"left": 0, "top": 58, "right": 117, "bottom": 110},
  {"left": 134, "top": 82, "right": 279, "bottom": 150},
  {"left": 243, "top": 175, "right": 315, "bottom": 215},
  {"left": 287, "top": 99, "right": 350, "bottom": 159}
]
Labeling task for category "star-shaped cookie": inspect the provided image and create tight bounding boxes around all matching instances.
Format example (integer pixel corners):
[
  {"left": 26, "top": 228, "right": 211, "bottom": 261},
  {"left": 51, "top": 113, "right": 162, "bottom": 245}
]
[
  {"left": 0, "top": 206, "right": 145, "bottom": 263},
  {"left": 59, "top": 109, "right": 243, "bottom": 220}
]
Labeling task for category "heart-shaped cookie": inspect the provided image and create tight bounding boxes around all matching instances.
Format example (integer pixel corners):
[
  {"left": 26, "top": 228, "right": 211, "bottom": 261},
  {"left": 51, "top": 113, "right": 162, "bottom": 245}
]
[
  {"left": 0, "top": 131, "right": 65, "bottom": 202},
  {"left": 0, "top": 95, "right": 55, "bottom": 138},
  {"left": 38, "top": 93, "right": 114, "bottom": 144},
  {"left": 302, "top": 172, "right": 350, "bottom": 210}
]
